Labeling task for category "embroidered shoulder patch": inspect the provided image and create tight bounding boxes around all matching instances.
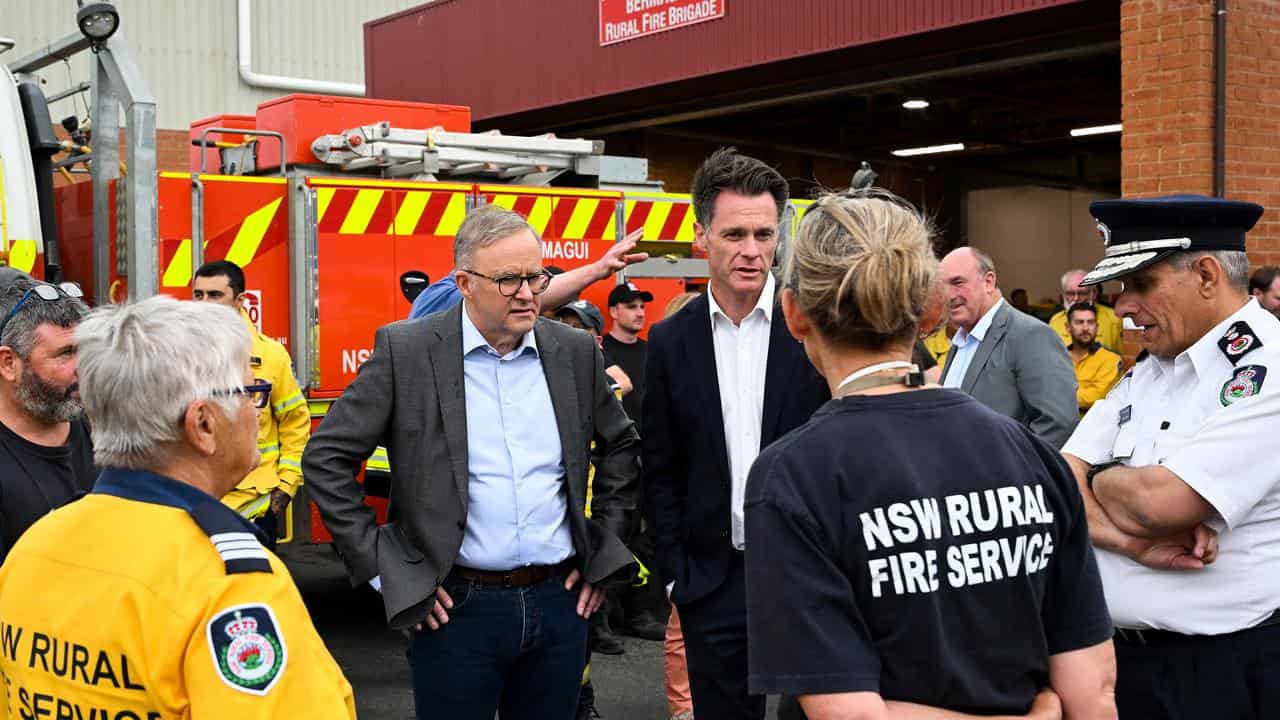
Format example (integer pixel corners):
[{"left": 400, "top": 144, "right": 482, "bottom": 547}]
[
  {"left": 207, "top": 604, "right": 287, "bottom": 695},
  {"left": 1221, "top": 365, "right": 1267, "bottom": 406},
  {"left": 1218, "top": 321, "right": 1263, "bottom": 365}
]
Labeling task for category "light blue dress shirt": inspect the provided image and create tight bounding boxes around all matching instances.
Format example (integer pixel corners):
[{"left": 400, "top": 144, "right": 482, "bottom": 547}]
[
  {"left": 455, "top": 304, "right": 575, "bottom": 571},
  {"left": 942, "top": 298, "right": 1005, "bottom": 390}
]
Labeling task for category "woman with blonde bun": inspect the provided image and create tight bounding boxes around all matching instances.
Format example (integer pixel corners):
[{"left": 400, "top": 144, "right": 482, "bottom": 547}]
[{"left": 743, "top": 191, "right": 1117, "bottom": 720}]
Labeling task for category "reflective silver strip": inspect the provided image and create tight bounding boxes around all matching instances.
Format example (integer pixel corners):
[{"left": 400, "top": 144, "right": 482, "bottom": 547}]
[
  {"left": 210, "top": 532, "right": 257, "bottom": 545},
  {"left": 219, "top": 549, "right": 271, "bottom": 561},
  {"left": 214, "top": 540, "right": 263, "bottom": 553},
  {"left": 1103, "top": 237, "right": 1191, "bottom": 258}
]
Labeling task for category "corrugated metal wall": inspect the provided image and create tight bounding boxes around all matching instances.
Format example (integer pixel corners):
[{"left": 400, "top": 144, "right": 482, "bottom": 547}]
[
  {"left": 367, "top": 0, "right": 1087, "bottom": 122},
  {"left": 3, "top": 0, "right": 423, "bottom": 130}
]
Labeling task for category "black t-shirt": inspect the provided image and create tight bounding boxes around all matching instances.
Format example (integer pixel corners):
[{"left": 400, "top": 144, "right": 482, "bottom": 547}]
[
  {"left": 744, "top": 389, "right": 1111, "bottom": 714},
  {"left": 0, "top": 418, "right": 97, "bottom": 564},
  {"left": 601, "top": 335, "right": 646, "bottom": 433}
]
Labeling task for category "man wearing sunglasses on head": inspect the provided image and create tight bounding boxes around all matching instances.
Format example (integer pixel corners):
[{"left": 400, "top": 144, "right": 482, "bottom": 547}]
[
  {"left": 0, "top": 273, "right": 94, "bottom": 565},
  {"left": 193, "top": 260, "right": 310, "bottom": 551}
]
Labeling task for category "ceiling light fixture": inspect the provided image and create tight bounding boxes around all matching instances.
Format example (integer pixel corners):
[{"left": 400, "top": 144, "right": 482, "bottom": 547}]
[
  {"left": 891, "top": 143, "right": 965, "bottom": 157},
  {"left": 1070, "top": 123, "right": 1122, "bottom": 137},
  {"left": 902, "top": 99, "right": 930, "bottom": 110}
]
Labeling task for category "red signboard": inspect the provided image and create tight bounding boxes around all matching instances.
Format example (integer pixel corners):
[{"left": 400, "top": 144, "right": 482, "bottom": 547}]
[{"left": 599, "top": 0, "right": 725, "bottom": 46}]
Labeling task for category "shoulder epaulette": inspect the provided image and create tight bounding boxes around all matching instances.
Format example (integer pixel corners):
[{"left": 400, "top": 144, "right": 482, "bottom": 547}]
[{"left": 189, "top": 501, "right": 273, "bottom": 575}]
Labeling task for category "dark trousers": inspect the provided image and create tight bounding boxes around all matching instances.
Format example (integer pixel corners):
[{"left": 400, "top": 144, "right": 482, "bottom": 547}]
[
  {"left": 253, "top": 509, "right": 278, "bottom": 553},
  {"left": 408, "top": 570, "right": 589, "bottom": 720},
  {"left": 1115, "top": 624, "right": 1280, "bottom": 719},
  {"left": 677, "top": 551, "right": 766, "bottom": 720}
]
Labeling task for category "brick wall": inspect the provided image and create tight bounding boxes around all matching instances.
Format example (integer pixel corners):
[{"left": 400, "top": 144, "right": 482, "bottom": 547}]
[
  {"left": 1120, "top": 0, "right": 1280, "bottom": 361},
  {"left": 1223, "top": 0, "right": 1280, "bottom": 267}
]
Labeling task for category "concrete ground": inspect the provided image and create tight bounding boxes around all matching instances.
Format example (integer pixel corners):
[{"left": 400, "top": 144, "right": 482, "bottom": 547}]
[{"left": 287, "top": 543, "right": 726, "bottom": 720}]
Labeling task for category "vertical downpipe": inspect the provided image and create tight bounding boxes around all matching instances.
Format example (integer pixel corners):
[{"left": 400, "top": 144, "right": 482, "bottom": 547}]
[{"left": 1214, "top": 0, "right": 1227, "bottom": 197}]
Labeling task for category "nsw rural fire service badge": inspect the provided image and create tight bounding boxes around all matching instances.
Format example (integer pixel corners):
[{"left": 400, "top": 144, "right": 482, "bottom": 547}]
[{"left": 208, "top": 604, "right": 287, "bottom": 694}]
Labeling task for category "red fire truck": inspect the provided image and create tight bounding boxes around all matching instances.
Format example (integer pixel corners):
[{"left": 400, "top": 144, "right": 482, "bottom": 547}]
[{"left": 3, "top": 24, "right": 811, "bottom": 546}]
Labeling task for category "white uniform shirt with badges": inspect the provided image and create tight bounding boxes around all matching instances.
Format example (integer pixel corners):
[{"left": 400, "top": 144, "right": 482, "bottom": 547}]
[{"left": 1063, "top": 298, "right": 1280, "bottom": 635}]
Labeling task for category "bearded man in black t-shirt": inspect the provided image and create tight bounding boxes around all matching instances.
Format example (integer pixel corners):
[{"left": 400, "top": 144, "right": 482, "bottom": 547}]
[{"left": 0, "top": 275, "right": 96, "bottom": 564}]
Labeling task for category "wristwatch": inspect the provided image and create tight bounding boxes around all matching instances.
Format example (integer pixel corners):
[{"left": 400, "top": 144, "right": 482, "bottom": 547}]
[{"left": 1086, "top": 461, "right": 1123, "bottom": 490}]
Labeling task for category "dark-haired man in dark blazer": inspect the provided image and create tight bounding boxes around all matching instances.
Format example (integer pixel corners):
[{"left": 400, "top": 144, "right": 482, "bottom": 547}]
[{"left": 643, "top": 149, "right": 829, "bottom": 720}]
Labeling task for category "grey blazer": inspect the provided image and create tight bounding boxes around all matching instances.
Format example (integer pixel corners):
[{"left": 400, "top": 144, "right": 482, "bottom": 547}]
[
  {"left": 940, "top": 301, "right": 1079, "bottom": 449},
  {"left": 302, "top": 303, "right": 641, "bottom": 630}
]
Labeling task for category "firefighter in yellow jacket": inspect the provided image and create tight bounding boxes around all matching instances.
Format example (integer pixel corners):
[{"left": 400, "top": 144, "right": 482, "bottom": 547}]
[
  {"left": 0, "top": 296, "right": 355, "bottom": 719},
  {"left": 193, "top": 260, "right": 310, "bottom": 548}
]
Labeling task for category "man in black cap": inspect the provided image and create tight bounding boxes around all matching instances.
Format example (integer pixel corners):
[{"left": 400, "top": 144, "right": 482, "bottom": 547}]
[
  {"left": 1062, "top": 194, "right": 1280, "bottom": 718},
  {"left": 603, "top": 282, "right": 653, "bottom": 434}
]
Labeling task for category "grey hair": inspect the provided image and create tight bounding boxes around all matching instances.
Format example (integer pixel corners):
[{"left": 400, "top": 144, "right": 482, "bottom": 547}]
[
  {"left": 0, "top": 276, "right": 87, "bottom": 359},
  {"left": 75, "top": 296, "right": 250, "bottom": 469},
  {"left": 969, "top": 247, "right": 997, "bottom": 276},
  {"left": 1060, "top": 268, "right": 1088, "bottom": 292},
  {"left": 453, "top": 205, "right": 542, "bottom": 268},
  {"left": 1167, "top": 250, "right": 1250, "bottom": 290}
]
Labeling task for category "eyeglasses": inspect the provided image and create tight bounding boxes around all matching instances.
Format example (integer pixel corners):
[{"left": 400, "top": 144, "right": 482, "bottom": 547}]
[
  {"left": 458, "top": 268, "right": 552, "bottom": 297},
  {"left": 213, "top": 380, "right": 273, "bottom": 409},
  {"left": 0, "top": 282, "right": 85, "bottom": 344}
]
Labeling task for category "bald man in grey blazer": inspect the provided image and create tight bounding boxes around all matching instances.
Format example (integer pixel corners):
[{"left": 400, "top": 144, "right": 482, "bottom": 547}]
[
  {"left": 938, "top": 247, "right": 1079, "bottom": 449},
  {"left": 304, "top": 205, "right": 639, "bottom": 720}
]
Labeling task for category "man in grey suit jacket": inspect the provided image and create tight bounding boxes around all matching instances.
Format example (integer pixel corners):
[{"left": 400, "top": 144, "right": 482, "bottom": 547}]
[
  {"left": 303, "top": 206, "right": 640, "bottom": 720},
  {"left": 938, "top": 247, "right": 1079, "bottom": 448}
]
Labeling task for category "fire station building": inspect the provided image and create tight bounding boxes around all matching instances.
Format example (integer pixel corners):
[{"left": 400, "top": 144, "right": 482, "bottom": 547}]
[{"left": 365, "top": 0, "right": 1279, "bottom": 305}]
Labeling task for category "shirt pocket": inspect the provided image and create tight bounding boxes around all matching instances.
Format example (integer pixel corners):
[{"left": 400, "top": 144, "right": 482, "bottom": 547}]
[{"left": 1111, "top": 422, "right": 1137, "bottom": 460}]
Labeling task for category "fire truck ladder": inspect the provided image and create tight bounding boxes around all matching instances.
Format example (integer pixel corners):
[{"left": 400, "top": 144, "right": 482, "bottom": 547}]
[{"left": 311, "top": 122, "right": 606, "bottom": 185}]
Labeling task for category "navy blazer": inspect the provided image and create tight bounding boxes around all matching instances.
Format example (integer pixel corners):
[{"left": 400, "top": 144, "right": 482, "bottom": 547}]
[{"left": 641, "top": 291, "right": 829, "bottom": 606}]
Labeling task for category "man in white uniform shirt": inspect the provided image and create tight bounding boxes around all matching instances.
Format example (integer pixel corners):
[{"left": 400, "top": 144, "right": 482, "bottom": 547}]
[
  {"left": 642, "top": 148, "right": 828, "bottom": 719},
  {"left": 1062, "top": 194, "right": 1279, "bottom": 719}
]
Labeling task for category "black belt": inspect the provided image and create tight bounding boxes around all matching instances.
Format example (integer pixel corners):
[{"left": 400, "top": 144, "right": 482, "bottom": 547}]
[
  {"left": 1114, "top": 609, "right": 1280, "bottom": 646},
  {"left": 452, "top": 558, "right": 574, "bottom": 587}
]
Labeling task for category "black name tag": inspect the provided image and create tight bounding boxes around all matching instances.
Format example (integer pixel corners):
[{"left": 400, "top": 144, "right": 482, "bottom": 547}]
[{"left": 1118, "top": 405, "right": 1132, "bottom": 426}]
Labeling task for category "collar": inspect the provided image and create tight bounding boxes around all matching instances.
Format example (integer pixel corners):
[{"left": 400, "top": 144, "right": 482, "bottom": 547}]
[
  {"left": 94, "top": 467, "right": 224, "bottom": 509},
  {"left": 955, "top": 297, "right": 1004, "bottom": 345},
  {"left": 708, "top": 272, "right": 775, "bottom": 325},
  {"left": 1182, "top": 298, "right": 1270, "bottom": 378},
  {"left": 460, "top": 301, "right": 538, "bottom": 359},
  {"left": 94, "top": 468, "right": 272, "bottom": 572}
]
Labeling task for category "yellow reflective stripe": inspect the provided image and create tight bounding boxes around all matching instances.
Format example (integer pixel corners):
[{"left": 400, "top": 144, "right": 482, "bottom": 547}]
[
  {"left": 490, "top": 194, "right": 518, "bottom": 210},
  {"left": 257, "top": 443, "right": 280, "bottom": 455},
  {"left": 339, "top": 189, "right": 384, "bottom": 234},
  {"left": 315, "top": 187, "right": 336, "bottom": 224},
  {"left": 435, "top": 193, "right": 467, "bottom": 236},
  {"left": 226, "top": 197, "right": 283, "bottom": 268},
  {"left": 562, "top": 198, "right": 598, "bottom": 240},
  {"left": 391, "top": 191, "right": 431, "bottom": 235},
  {"left": 161, "top": 238, "right": 205, "bottom": 287},
  {"left": 273, "top": 393, "right": 305, "bottom": 413},
  {"left": 278, "top": 458, "right": 302, "bottom": 471},
  {"left": 366, "top": 446, "right": 391, "bottom": 472},
  {"left": 308, "top": 400, "right": 333, "bottom": 418},
  {"left": 525, "top": 196, "right": 553, "bottom": 237},
  {"left": 643, "top": 202, "right": 673, "bottom": 241},
  {"left": 234, "top": 493, "right": 273, "bottom": 520}
]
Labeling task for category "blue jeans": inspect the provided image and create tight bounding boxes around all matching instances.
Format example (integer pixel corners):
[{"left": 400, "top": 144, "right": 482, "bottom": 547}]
[{"left": 409, "top": 570, "right": 589, "bottom": 720}]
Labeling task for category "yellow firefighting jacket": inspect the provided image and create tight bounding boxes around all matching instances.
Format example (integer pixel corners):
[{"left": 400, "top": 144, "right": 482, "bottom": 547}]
[
  {"left": 223, "top": 311, "right": 309, "bottom": 515},
  {"left": 0, "top": 468, "right": 355, "bottom": 719}
]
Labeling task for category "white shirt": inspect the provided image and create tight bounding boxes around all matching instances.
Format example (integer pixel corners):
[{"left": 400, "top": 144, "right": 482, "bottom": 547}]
[
  {"left": 1063, "top": 299, "right": 1280, "bottom": 634},
  {"left": 709, "top": 273, "right": 775, "bottom": 550},
  {"left": 942, "top": 298, "right": 1004, "bottom": 389}
]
